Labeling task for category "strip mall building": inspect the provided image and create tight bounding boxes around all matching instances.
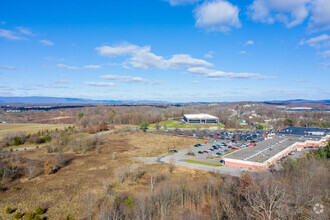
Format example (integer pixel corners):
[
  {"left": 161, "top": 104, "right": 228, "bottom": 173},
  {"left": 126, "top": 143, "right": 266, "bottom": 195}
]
[{"left": 223, "top": 127, "right": 330, "bottom": 171}]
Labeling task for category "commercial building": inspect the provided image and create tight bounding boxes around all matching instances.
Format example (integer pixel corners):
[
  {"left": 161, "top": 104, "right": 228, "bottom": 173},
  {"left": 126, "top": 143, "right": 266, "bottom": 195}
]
[
  {"left": 223, "top": 127, "right": 330, "bottom": 171},
  {"left": 183, "top": 114, "right": 219, "bottom": 124}
]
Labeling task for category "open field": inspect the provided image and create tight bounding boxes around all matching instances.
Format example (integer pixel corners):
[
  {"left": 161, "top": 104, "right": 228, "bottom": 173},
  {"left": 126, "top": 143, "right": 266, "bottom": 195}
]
[
  {"left": 0, "top": 131, "right": 207, "bottom": 219},
  {"left": 0, "top": 123, "right": 72, "bottom": 139}
]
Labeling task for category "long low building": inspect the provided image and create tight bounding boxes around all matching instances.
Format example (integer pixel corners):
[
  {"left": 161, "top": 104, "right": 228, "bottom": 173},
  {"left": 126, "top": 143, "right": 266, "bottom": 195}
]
[
  {"left": 223, "top": 127, "right": 330, "bottom": 171},
  {"left": 183, "top": 114, "right": 219, "bottom": 124}
]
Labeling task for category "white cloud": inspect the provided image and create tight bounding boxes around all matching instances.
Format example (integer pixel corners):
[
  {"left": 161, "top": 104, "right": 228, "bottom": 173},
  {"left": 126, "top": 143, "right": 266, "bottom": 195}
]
[
  {"left": 84, "top": 65, "right": 102, "bottom": 69},
  {"left": 248, "top": 0, "right": 310, "bottom": 28},
  {"left": 16, "top": 27, "right": 34, "bottom": 36},
  {"left": 244, "top": 40, "right": 254, "bottom": 45},
  {"left": 130, "top": 46, "right": 166, "bottom": 69},
  {"left": 39, "top": 40, "right": 54, "bottom": 46},
  {"left": 101, "top": 75, "right": 160, "bottom": 84},
  {"left": 96, "top": 43, "right": 212, "bottom": 70},
  {"left": 0, "top": 29, "right": 25, "bottom": 40},
  {"left": 188, "top": 67, "right": 277, "bottom": 80},
  {"left": 319, "top": 50, "right": 330, "bottom": 58},
  {"left": 320, "top": 62, "right": 330, "bottom": 69},
  {"left": 194, "top": 0, "right": 241, "bottom": 32},
  {"left": 0, "top": 65, "right": 18, "bottom": 70},
  {"left": 299, "top": 34, "right": 330, "bottom": 48},
  {"left": 308, "top": 0, "right": 330, "bottom": 31},
  {"left": 57, "top": 64, "right": 80, "bottom": 70},
  {"left": 95, "top": 43, "right": 139, "bottom": 57},
  {"left": 204, "top": 51, "right": 214, "bottom": 58},
  {"left": 166, "top": 54, "right": 212, "bottom": 68},
  {"left": 51, "top": 80, "right": 72, "bottom": 84},
  {"left": 238, "top": 50, "right": 247, "bottom": 54},
  {"left": 164, "top": 0, "right": 201, "bottom": 6},
  {"left": 1, "top": 21, "right": 6, "bottom": 25},
  {"left": 84, "top": 82, "right": 115, "bottom": 87}
]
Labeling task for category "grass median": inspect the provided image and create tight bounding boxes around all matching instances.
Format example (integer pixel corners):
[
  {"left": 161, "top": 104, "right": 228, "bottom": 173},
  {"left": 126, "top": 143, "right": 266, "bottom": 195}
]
[{"left": 184, "top": 159, "right": 223, "bottom": 167}]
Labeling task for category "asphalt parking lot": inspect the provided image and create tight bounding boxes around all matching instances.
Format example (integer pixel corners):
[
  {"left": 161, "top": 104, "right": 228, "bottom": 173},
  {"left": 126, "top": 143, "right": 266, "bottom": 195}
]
[{"left": 169, "top": 140, "right": 247, "bottom": 164}]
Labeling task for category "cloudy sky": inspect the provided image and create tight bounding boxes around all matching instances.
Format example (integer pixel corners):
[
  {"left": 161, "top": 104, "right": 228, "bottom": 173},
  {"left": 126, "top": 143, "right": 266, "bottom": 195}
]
[{"left": 0, "top": 0, "right": 329, "bottom": 102}]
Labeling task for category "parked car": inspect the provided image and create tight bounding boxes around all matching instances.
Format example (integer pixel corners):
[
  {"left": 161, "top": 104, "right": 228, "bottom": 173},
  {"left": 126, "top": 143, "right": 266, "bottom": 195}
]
[
  {"left": 216, "top": 152, "right": 222, "bottom": 155},
  {"left": 209, "top": 148, "right": 214, "bottom": 151},
  {"left": 203, "top": 151, "right": 209, "bottom": 153},
  {"left": 168, "top": 150, "right": 178, "bottom": 153},
  {"left": 198, "top": 151, "right": 203, "bottom": 154},
  {"left": 220, "top": 159, "right": 225, "bottom": 163}
]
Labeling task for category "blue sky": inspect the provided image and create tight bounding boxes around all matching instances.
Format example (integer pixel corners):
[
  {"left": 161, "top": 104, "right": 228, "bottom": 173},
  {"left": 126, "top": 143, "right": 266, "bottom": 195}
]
[{"left": 0, "top": 0, "right": 329, "bottom": 102}]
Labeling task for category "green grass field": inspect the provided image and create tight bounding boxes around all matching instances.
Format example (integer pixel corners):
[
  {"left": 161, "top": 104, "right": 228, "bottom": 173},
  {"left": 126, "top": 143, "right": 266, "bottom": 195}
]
[
  {"left": 149, "top": 119, "right": 225, "bottom": 130},
  {"left": 0, "top": 123, "right": 72, "bottom": 139},
  {"left": 184, "top": 159, "right": 223, "bottom": 167}
]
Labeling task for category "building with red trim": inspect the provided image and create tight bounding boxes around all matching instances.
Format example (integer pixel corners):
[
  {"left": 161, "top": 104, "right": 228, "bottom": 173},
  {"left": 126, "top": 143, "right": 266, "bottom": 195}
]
[{"left": 223, "top": 127, "right": 330, "bottom": 171}]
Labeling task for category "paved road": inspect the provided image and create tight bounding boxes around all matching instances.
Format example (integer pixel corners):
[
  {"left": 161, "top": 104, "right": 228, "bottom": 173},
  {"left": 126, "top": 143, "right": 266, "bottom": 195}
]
[
  {"left": 134, "top": 140, "right": 250, "bottom": 177},
  {"left": 5, "top": 130, "right": 114, "bottom": 152},
  {"left": 160, "top": 152, "right": 245, "bottom": 177}
]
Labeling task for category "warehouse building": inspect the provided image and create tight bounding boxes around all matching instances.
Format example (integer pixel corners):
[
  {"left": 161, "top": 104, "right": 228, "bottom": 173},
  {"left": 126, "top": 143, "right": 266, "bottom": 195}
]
[
  {"left": 183, "top": 114, "right": 219, "bottom": 124},
  {"left": 223, "top": 127, "right": 330, "bottom": 171}
]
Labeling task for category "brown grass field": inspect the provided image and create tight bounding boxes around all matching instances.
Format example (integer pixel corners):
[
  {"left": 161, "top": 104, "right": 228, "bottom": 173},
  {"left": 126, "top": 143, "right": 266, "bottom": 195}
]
[
  {"left": 0, "top": 132, "right": 207, "bottom": 219},
  {"left": 0, "top": 123, "right": 72, "bottom": 139}
]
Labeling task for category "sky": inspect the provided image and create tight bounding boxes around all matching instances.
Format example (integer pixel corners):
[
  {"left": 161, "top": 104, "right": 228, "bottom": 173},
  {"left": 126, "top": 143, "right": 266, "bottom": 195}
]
[{"left": 0, "top": 0, "right": 329, "bottom": 102}]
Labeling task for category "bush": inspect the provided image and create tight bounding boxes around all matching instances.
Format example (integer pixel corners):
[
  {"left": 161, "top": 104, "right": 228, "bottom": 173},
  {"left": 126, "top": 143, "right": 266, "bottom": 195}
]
[
  {"left": 44, "top": 159, "right": 54, "bottom": 174},
  {"left": 35, "top": 206, "right": 44, "bottom": 215},
  {"left": 5, "top": 206, "right": 13, "bottom": 214},
  {"left": 14, "top": 212, "right": 23, "bottom": 219},
  {"left": 66, "top": 213, "right": 75, "bottom": 220},
  {"left": 13, "top": 137, "right": 23, "bottom": 146},
  {"left": 25, "top": 212, "right": 41, "bottom": 220}
]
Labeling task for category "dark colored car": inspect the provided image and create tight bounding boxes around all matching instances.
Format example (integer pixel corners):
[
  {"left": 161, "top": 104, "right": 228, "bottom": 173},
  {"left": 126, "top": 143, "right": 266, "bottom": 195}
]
[
  {"left": 213, "top": 146, "right": 218, "bottom": 149},
  {"left": 203, "top": 150, "right": 208, "bottom": 153},
  {"left": 209, "top": 148, "right": 214, "bottom": 151},
  {"left": 168, "top": 150, "right": 178, "bottom": 153},
  {"left": 220, "top": 160, "right": 225, "bottom": 163},
  {"left": 216, "top": 152, "right": 222, "bottom": 155},
  {"left": 198, "top": 151, "right": 203, "bottom": 154}
]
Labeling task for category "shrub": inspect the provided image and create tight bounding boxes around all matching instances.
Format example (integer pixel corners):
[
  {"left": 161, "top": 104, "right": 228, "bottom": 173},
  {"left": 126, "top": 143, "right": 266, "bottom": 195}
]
[
  {"left": 66, "top": 213, "right": 75, "bottom": 220},
  {"left": 44, "top": 159, "right": 54, "bottom": 174},
  {"left": 25, "top": 212, "right": 41, "bottom": 220},
  {"left": 35, "top": 206, "right": 44, "bottom": 215},
  {"left": 5, "top": 206, "right": 13, "bottom": 214},
  {"left": 12, "top": 186, "right": 20, "bottom": 190},
  {"left": 13, "top": 137, "right": 23, "bottom": 146},
  {"left": 14, "top": 212, "right": 23, "bottom": 219},
  {"left": 0, "top": 186, "right": 7, "bottom": 192}
]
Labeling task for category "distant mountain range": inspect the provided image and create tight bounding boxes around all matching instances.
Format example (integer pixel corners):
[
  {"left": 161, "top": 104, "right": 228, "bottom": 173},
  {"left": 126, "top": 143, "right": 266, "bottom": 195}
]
[
  {"left": 0, "top": 96, "right": 168, "bottom": 104},
  {"left": 0, "top": 97, "right": 329, "bottom": 105},
  {"left": 263, "top": 99, "right": 330, "bottom": 105}
]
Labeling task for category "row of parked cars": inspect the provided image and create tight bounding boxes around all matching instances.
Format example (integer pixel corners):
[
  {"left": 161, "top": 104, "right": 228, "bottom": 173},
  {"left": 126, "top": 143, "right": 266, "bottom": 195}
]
[
  {"left": 194, "top": 143, "right": 232, "bottom": 155},
  {"left": 154, "top": 129, "right": 272, "bottom": 143}
]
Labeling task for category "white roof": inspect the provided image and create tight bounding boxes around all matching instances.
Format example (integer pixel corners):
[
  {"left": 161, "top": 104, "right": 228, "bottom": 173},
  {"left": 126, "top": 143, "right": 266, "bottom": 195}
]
[{"left": 184, "top": 114, "right": 218, "bottom": 120}]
